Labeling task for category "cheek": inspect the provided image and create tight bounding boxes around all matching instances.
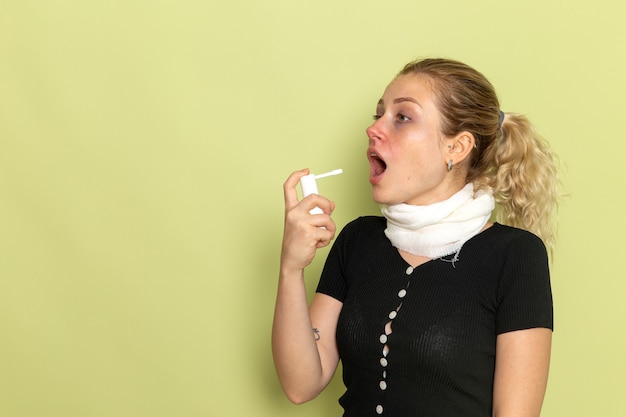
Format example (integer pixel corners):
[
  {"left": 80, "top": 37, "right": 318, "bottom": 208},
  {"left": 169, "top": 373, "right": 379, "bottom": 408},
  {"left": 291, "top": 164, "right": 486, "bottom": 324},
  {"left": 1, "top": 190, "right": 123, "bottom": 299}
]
[{"left": 409, "top": 154, "right": 446, "bottom": 180}]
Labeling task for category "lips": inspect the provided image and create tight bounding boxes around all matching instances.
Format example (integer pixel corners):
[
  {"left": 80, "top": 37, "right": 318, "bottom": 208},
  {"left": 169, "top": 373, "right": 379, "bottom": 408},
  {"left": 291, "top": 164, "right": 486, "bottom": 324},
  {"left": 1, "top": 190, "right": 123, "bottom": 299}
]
[{"left": 368, "top": 150, "right": 387, "bottom": 183}]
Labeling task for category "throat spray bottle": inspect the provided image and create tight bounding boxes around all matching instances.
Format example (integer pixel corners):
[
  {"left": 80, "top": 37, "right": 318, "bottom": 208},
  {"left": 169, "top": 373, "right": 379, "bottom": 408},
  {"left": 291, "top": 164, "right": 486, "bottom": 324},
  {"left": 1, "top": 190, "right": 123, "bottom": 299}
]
[{"left": 299, "top": 169, "right": 343, "bottom": 214}]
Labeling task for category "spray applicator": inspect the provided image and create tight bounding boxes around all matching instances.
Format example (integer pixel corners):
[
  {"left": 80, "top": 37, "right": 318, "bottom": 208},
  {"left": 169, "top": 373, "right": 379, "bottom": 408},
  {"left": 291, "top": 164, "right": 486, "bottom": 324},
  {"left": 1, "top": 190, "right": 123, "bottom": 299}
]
[{"left": 300, "top": 169, "right": 343, "bottom": 214}]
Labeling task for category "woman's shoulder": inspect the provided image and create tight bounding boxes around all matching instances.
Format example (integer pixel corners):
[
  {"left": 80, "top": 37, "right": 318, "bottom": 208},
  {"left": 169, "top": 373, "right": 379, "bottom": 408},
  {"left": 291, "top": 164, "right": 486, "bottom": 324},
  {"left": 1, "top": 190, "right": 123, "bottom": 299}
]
[
  {"left": 333, "top": 216, "right": 387, "bottom": 248},
  {"left": 487, "top": 222, "right": 544, "bottom": 241},
  {"left": 478, "top": 223, "right": 547, "bottom": 256},
  {"left": 342, "top": 215, "right": 386, "bottom": 234}
]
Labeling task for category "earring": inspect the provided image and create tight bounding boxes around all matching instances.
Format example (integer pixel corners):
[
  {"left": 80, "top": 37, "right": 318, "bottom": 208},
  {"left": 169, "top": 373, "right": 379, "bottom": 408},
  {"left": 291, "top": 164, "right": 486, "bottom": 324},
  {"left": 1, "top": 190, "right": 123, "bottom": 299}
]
[{"left": 447, "top": 159, "right": 453, "bottom": 171}]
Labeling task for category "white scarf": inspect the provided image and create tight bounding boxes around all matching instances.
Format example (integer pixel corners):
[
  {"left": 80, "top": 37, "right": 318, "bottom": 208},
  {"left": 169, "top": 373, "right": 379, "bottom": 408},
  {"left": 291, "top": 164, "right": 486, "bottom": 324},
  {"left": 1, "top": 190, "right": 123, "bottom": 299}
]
[{"left": 381, "top": 183, "right": 495, "bottom": 259}]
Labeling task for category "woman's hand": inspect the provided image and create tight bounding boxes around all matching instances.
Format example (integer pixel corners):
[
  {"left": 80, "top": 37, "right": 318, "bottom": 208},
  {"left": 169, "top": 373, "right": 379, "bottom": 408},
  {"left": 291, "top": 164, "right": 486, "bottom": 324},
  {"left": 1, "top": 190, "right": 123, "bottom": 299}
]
[{"left": 280, "top": 169, "right": 336, "bottom": 274}]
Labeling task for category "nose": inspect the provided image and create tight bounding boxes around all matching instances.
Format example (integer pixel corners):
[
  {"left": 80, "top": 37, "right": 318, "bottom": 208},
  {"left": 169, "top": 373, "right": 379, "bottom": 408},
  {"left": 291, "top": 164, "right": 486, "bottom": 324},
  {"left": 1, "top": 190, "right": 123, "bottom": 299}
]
[{"left": 366, "top": 118, "right": 384, "bottom": 145}]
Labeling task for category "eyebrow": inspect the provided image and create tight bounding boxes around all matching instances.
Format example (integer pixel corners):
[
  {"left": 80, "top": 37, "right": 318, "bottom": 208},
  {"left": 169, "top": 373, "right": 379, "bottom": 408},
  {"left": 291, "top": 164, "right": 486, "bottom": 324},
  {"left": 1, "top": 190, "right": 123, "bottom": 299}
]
[
  {"left": 393, "top": 97, "right": 421, "bottom": 106},
  {"left": 377, "top": 97, "right": 422, "bottom": 107}
]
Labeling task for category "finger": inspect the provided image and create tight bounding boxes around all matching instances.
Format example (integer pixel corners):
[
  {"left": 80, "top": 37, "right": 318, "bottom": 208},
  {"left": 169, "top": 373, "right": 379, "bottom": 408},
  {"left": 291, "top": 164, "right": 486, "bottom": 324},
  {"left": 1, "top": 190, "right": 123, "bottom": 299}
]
[
  {"left": 308, "top": 212, "right": 337, "bottom": 238},
  {"left": 319, "top": 199, "right": 335, "bottom": 215},
  {"left": 283, "top": 168, "right": 310, "bottom": 209},
  {"left": 298, "top": 217, "right": 333, "bottom": 245},
  {"left": 314, "top": 224, "right": 336, "bottom": 248},
  {"left": 301, "top": 194, "right": 335, "bottom": 216}
]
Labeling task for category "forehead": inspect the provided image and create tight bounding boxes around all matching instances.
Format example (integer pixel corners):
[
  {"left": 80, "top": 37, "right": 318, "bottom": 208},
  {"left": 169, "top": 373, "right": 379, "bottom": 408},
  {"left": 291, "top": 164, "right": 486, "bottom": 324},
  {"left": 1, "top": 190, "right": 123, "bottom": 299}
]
[{"left": 381, "top": 73, "right": 435, "bottom": 101}]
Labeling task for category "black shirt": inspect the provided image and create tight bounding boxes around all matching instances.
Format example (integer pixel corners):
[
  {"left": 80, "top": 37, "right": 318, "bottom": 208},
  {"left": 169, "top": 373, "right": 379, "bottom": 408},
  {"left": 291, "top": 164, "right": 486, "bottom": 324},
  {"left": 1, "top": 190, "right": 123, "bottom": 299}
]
[{"left": 317, "top": 217, "right": 553, "bottom": 417}]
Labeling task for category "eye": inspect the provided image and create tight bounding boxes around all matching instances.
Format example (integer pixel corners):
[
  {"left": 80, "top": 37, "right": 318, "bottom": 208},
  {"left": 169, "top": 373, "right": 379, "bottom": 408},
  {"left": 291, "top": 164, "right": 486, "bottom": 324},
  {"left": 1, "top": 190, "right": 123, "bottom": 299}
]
[
  {"left": 396, "top": 113, "right": 410, "bottom": 122},
  {"left": 372, "top": 114, "right": 382, "bottom": 120}
]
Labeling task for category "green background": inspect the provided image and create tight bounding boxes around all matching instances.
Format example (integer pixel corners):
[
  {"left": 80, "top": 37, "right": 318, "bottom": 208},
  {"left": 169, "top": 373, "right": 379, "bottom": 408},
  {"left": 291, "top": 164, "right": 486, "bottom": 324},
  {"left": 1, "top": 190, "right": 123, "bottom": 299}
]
[{"left": 1, "top": 1, "right": 624, "bottom": 416}]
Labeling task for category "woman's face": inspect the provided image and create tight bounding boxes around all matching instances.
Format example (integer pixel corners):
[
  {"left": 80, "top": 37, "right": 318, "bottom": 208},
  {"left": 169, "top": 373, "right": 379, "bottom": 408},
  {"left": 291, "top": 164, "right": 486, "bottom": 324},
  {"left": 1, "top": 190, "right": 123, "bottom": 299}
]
[{"left": 366, "top": 73, "right": 459, "bottom": 206}]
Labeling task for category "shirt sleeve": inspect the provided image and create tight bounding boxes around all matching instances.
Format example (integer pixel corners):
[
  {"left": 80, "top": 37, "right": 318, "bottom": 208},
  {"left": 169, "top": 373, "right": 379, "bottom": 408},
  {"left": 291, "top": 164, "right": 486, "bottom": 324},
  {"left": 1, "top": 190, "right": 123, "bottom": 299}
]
[
  {"left": 315, "top": 220, "right": 355, "bottom": 303},
  {"left": 496, "top": 231, "right": 554, "bottom": 334}
]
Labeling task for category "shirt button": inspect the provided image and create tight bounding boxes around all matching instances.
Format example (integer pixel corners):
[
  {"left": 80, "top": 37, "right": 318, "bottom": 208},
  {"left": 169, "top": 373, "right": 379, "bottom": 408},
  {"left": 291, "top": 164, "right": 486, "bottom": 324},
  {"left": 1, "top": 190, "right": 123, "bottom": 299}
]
[
  {"left": 376, "top": 405, "right": 384, "bottom": 414},
  {"left": 398, "top": 289, "right": 407, "bottom": 298},
  {"left": 379, "top": 380, "right": 387, "bottom": 390},
  {"left": 379, "top": 334, "right": 388, "bottom": 344},
  {"left": 380, "top": 357, "right": 388, "bottom": 367},
  {"left": 406, "top": 266, "right": 414, "bottom": 275},
  {"left": 388, "top": 311, "right": 397, "bottom": 319}
]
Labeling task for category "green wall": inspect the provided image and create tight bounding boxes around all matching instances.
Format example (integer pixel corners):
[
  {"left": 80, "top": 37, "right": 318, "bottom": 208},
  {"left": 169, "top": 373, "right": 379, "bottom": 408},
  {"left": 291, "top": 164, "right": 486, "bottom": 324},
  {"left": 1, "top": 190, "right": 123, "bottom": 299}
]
[{"left": 1, "top": 1, "right": 624, "bottom": 416}]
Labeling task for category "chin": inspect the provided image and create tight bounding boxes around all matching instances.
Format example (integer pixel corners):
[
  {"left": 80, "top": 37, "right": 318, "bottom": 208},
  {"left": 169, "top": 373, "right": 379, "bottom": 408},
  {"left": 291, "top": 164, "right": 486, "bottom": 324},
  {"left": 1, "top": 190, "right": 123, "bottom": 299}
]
[{"left": 371, "top": 188, "right": 395, "bottom": 206}]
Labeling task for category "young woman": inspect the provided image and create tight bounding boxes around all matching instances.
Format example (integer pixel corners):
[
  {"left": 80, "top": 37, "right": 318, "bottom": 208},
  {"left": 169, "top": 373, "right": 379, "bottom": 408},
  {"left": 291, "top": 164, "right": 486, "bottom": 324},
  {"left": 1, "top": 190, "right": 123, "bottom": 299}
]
[{"left": 272, "top": 58, "right": 558, "bottom": 417}]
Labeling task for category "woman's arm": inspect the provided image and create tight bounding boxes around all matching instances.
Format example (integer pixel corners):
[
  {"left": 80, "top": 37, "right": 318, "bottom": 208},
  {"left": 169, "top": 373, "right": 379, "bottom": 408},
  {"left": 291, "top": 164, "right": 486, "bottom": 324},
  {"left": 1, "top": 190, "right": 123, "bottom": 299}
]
[
  {"left": 271, "top": 169, "right": 341, "bottom": 404},
  {"left": 492, "top": 328, "right": 552, "bottom": 417}
]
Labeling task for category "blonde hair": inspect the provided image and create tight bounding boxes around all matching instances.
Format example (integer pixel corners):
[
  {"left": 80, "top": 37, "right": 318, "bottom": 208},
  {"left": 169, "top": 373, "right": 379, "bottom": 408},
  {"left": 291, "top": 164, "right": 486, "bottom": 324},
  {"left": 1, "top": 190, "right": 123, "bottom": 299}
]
[{"left": 399, "top": 58, "right": 559, "bottom": 252}]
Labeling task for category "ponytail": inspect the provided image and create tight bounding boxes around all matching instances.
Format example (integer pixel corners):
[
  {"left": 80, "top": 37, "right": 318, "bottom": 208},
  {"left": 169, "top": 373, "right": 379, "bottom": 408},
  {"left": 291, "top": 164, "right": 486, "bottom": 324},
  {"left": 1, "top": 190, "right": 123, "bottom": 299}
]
[{"left": 479, "top": 113, "right": 560, "bottom": 254}]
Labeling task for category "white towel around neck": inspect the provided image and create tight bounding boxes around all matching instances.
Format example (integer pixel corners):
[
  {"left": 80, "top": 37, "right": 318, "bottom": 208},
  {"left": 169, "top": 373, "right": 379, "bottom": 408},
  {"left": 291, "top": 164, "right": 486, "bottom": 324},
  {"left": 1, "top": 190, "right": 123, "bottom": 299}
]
[{"left": 381, "top": 183, "right": 495, "bottom": 259}]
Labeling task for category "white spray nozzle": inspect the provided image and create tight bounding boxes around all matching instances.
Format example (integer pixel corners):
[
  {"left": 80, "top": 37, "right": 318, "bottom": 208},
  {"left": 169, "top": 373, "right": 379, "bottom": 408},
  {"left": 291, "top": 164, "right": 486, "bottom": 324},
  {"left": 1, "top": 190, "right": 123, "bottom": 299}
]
[{"left": 314, "top": 169, "right": 343, "bottom": 180}]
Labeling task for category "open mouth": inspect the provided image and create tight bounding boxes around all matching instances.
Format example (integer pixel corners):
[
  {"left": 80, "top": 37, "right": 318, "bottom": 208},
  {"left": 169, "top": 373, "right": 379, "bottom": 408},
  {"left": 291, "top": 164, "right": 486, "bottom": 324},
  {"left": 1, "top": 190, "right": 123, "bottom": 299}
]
[{"left": 369, "top": 152, "right": 387, "bottom": 177}]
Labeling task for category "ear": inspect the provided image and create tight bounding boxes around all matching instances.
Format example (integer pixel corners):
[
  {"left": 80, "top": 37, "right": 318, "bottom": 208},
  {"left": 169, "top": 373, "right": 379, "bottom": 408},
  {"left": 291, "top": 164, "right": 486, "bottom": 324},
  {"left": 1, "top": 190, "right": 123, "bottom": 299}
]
[{"left": 445, "top": 131, "right": 475, "bottom": 166}]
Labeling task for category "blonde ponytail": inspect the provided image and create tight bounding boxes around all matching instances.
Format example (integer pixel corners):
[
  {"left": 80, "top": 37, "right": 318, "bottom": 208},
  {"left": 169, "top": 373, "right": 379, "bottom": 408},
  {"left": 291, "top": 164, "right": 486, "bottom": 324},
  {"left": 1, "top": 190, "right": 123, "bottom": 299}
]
[{"left": 481, "top": 114, "right": 559, "bottom": 253}]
